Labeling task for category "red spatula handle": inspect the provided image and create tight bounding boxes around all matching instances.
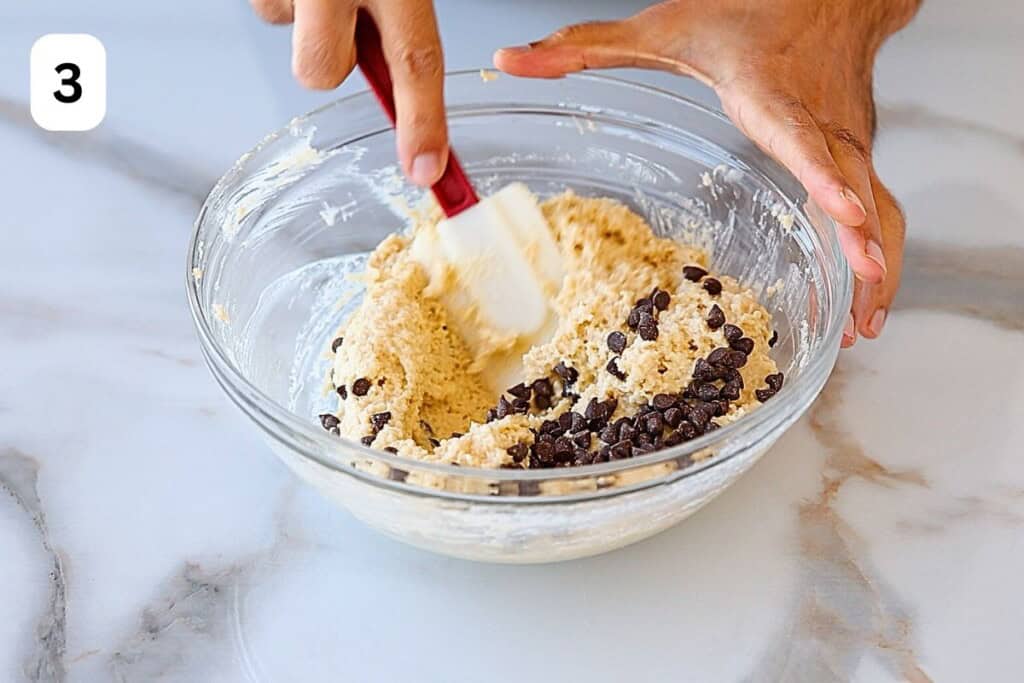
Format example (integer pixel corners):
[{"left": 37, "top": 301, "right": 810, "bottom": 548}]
[{"left": 354, "top": 9, "right": 478, "bottom": 218}]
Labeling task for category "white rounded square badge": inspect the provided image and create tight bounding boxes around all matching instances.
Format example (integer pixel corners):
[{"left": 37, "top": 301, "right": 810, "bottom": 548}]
[{"left": 30, "top": 34, "right": 106, "bottom": 132}]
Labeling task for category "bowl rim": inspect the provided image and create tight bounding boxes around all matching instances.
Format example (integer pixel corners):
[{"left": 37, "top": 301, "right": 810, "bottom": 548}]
[{"left": 186, "top": 70, "right": 851, "bottom": 494}]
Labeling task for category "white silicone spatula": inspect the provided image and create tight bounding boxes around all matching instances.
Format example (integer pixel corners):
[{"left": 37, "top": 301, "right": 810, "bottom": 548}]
[{"left": 355, "top": 11, "right": 563, "bottom": 390}]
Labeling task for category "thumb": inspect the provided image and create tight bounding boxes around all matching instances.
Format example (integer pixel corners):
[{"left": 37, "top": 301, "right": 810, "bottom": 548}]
[{"left": 493, "top": 20, "right": 640, "bottom": 78}]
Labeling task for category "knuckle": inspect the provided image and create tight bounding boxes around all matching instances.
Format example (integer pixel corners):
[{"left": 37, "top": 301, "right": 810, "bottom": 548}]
[
  {"left": 551, "top": 23, "right": 587, "bottom": 43},
  {"left": 293, "top": 59, "right": 343, "bottom": 90},
  {"left": 251, "top": 0, "right": 292, "bottom": 24},
  {"left": 825, "top": 123, "right": 870, "bottom": 160},
  {"left": 393, "top": 44, "right": 443, "bottom": 79}
]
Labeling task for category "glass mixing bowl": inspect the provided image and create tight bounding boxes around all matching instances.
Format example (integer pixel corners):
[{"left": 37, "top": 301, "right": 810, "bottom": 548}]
[{"left": 187, "top": 71, "right": 851, "bottom": 563}]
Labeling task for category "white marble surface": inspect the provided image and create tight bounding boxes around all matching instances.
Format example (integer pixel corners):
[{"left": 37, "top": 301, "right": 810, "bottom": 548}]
[{"left": 2, "top": 1, "right": 1022, "bottom": 681}]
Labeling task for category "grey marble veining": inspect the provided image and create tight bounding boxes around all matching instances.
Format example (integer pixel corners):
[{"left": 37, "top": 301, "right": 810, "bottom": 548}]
[
  {"left": 0, "top": 96, "right": 212, "bottom": 205},
  {"left": 1, "top": 450, "right": 67, "bottom": 683}
]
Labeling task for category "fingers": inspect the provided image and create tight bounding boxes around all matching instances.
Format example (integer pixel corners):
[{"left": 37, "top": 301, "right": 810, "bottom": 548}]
[
  {"left": 494, "top": 20, "right": 640, "bottom": 78},
  {"left": 369, "top": 0, "right": 448, "bottom": 186},
  {"left": 720, "top": 90, "right": 869, "bottom": 229},
  {"left": 823, "top": 124, "right": 887, "bottom": 286},
  {"left": 851, "top": 177, "right": 905, "bottom": 339},
  {"left": 251, "top": 0, "right": 293, "bottom": 24},
  {"left": 292, "top": 0, "right": 357, "bottom": 89}
]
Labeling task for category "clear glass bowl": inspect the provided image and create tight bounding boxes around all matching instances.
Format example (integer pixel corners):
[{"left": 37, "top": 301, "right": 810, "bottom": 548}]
[{"left": 187, "top": 71, "right": 851, "bottom": 563}]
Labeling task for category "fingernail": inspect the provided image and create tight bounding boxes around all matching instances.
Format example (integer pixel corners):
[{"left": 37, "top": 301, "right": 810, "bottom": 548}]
[
  {"left": 868, "top": 308, "right": 887, "bottom": 337},
  {"left": 498, "top": 44, "right": 532, "bottom": 55},
  {"left": 410, "top": 152, "right": 441, "bottom": 186},
  {"left": 842, "top": 312, "right": 856, "bottom": 345},
  {"left": 865, "top": 240, "right": 887, "bottom": 276},
  {"left": 841, "top": 186, "right": 867, "bottom": 217}
]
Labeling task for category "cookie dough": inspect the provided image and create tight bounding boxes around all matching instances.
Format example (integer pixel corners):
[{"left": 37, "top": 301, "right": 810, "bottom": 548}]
[{"left": 323, "top": 191, "right": 781, "bottom": 469}]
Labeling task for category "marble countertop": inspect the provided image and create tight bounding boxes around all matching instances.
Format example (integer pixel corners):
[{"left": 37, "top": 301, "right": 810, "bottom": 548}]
[{"left": 2, "top": 1, "right": 1022, "bottom": 681}]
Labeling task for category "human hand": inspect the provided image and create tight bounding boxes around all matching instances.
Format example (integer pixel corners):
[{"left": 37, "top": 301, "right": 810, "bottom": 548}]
[
  {"left": 251, "top": 0, "right": 448, "bottom": 186},
  {"left": 495, "top": 0, "right": 920, "bottom": 346}
]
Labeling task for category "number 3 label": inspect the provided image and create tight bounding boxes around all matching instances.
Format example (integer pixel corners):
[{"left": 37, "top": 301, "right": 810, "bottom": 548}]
[
  {"left": 31, "top": 34, "right": 106, "bottom": 131},
  {"left": 53, "top": 63, "right": 83, "bottom": 104}
]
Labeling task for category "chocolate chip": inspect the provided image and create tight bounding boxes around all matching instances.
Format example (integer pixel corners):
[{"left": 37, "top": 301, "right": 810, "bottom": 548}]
[
  {"left": 429, "top": 437, "right": 441, "bottom": 448},
  {"left": 635, "top": 433, "right": 654, "bottom": 449},
  {"left": 319, "top": 413, "right": 340, "bottom": 430},
  {"left": 638, "top": 322, "right": 659, "bottom": 342},
  {"left": 532, "top": 378, "right": 554, "bottom": 398},
  {"left": 607, "top": 331, "right": 627, "bottom": 354},
  {"left": 508, "top": 383, "right": 531, "bottom": 400},
  {"left": 703, "top": 278, "right": 723, "bottom": 296},
  {"left": 663, "top": 431, "right": 684, "bottom": 447},
  {"left": 692, "top": 381, "right": 721, "bottom": 402},
  {"left": 678, "top": 421, "right": 699, "bottom": 440},
  {"left": 652, "top": 289, "right": 671, "bottom": 311},
  {"left": 721, "top": 367, "right": 743, "bottom": 386},
  {"left": 352, "top": 378, "right": 371, "bottom": 396},
  {"left": 711, "top": 399, "right": 730, "bottom": 417},
  {"left": 768, "top": 330, "right": 779, "bottom": 347},
  {"left": 558, "top": 412, "right": 575, "bottom": 432},
  {"left": 610, "top": 440, "right": 633, "bottom": 460},
  {"left": 706, "top": 347, "right": 731, "bottom": 366},
  {"left": 512, "top": 398, "right": 530, "bottom": 414},
  {"left": 692, "top": 358, "right": 716, "bottom": 381},
  {"left": 627, "top": 308, "right": 641, "bottom": 330},
  {"left": 756, "top": 388, "right": 776, "bottom": 402},
  {"left": 554, "top": 436, "right": 574, "bottom": 462},
  {"left": 709, "top": 347, "right": 746, "bottom": 369},
  {"left": 619, "top": 422, "right": 638, "bottom": 442},
  {"left": 644, "top": 413, "right": 664, "bottom": 435},
  {"left": 486, "top": 408, "right": 497, "bottom": 423},
  {"left": 593, "top": 447, "right": 610, "bottom": 464},
  {"left": 722, "top": 324, "right": 742, "bottom": 343},
  {"left": 331, "top": 337, "right": 344, "bottom": 352},
  {"left": 707, "top": 422, "right": 721, "bottom": 432},
  {"left": 687, "top": 403, "right": 712, "bottom": 429},
  {"left": 534, "top": 441, "right": 555, "bottom": 464},
  {"left": 635, "top": 296, "right": 653, "bottom": 308},
  {"left": 664, "top": 407, "right": 684, "bottom": 428},
  {"left": 506, "top": 443, "right": 529, "bottom": 463},
  {"left": 600, "top": 425, "right": 619, "bottom": 444},
  {"left": 539, "top": 419, "right": 563, "bottom": 436},
  {"left": 329, "top": 426, "right": 340, "bottom": 436},
  {"left": 584, "top": 398, "right": 601, "bottom": 420},
  {"left": 765, "top": 372, "right": 785, "bottom": 392},
  {"left": 606, "top": 358, "right": 627, "bottom": 380},
  {"left": 652, "top": 393, "right": 677, "bottom": 410},
  {"left": 534, "top": 394, "right": 552, "bottom": 411},
  {"left": 370, "top": 411, "right": 392, "bottom": 433},
  {"left": 724, "top": 349, "right": 748, "bottom": 369},
  {"left": 572, "top": 431, "right": 592, "bottom": 449},
  {"left": 450, "top": 432, "right": 463, "bottom": 439},
  {"left": 601, "top": 397, "right": 619, "bottom": 418},
  {"left": 570, "top": 412, "right": 586, "bottom": 432},
  {"left": 730, "top": 337, "right": 755, "bottom": 355},
  {"left": 706, "top": 304, "right": 726, "bottom": 330},
  {"left": 720, "top": 381, "right": 741, "bottom": 401},
  {"left": 683, "top": 265, "right": 707, "bottom": 282},
  {"left": 553, "top": 361, "right": 578, "bottom": 386},
  {"left": 336, "top": 385, "right": 348, "bottom": 399},
  {"left": 493, "top": 395, "right": 510, "bottom": 419},
  {"left": 383, "top": 446, "right": 398, "bottom": 454},
  {"left": 573, "top": 449, "right": 593, "bottom": 466},
  {"left": 360, "top": 435, "right": 375, "bottom": 446}
]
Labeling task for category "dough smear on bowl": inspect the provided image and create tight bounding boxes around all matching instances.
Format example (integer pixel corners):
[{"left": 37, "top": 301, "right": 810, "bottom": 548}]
[{"left": 323, "top": 191, "right": 782, "bottom": 469}]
